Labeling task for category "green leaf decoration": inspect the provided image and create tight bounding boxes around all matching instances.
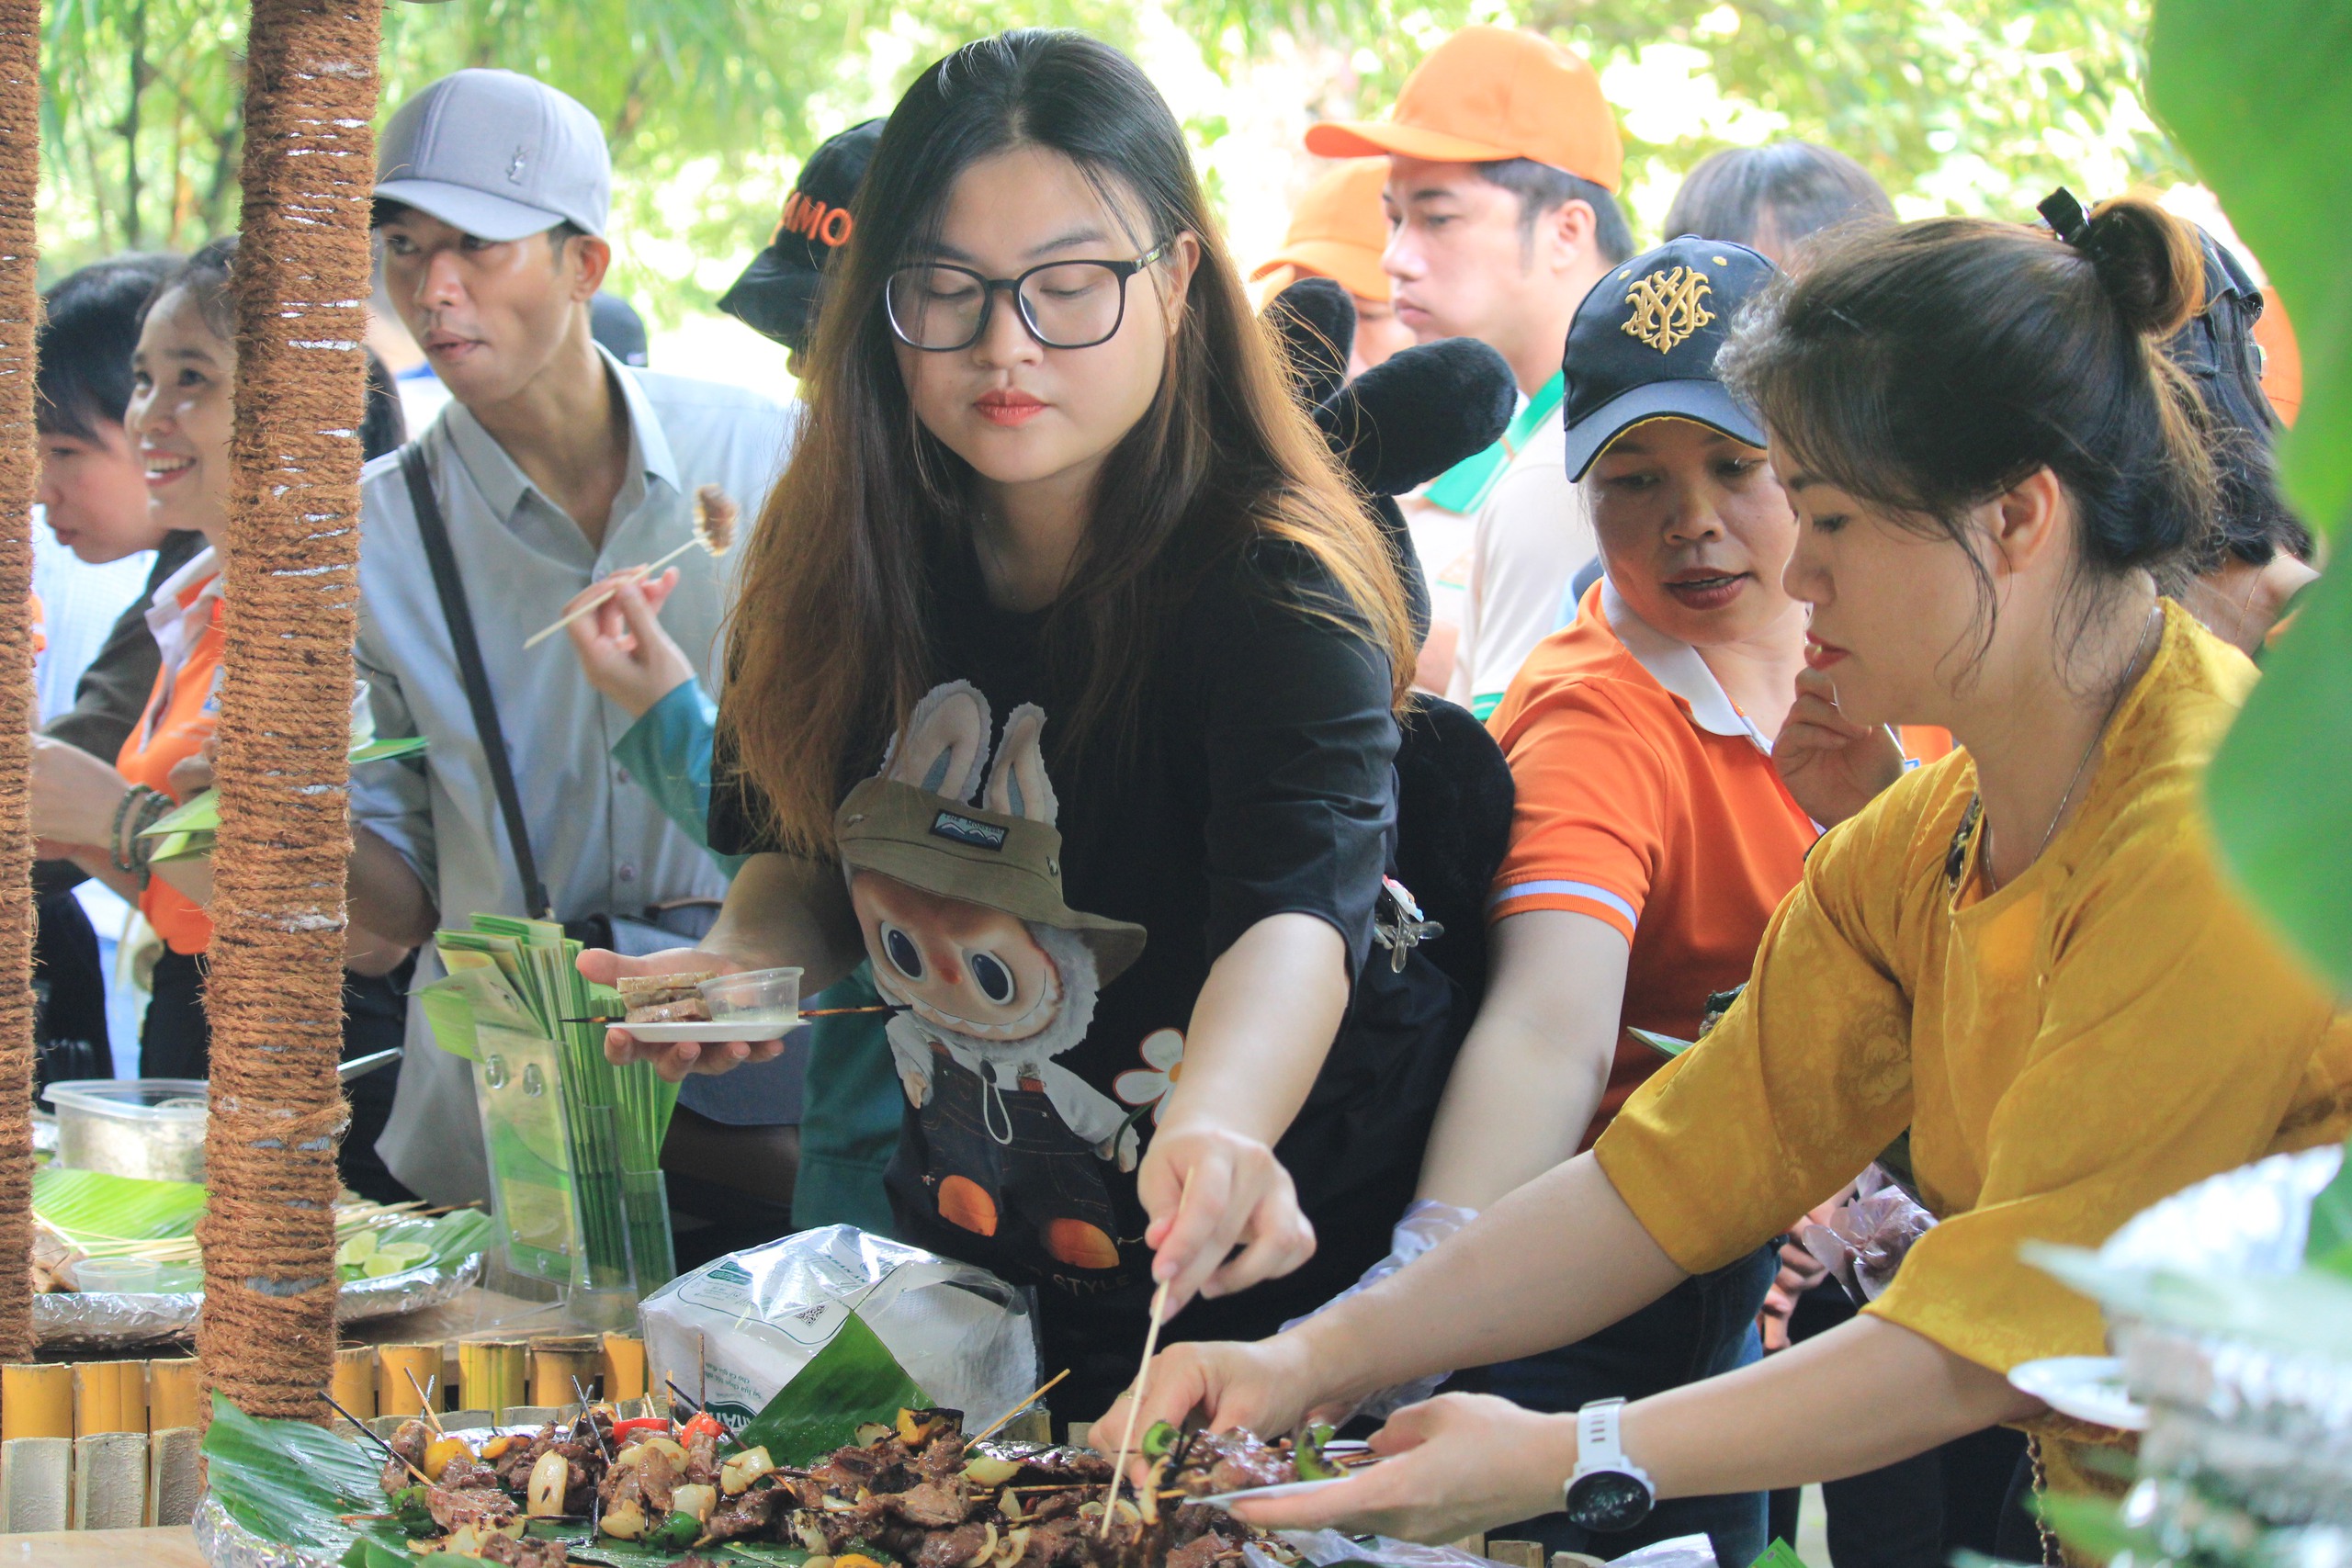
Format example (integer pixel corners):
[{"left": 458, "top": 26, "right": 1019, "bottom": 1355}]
[
  {"left": 2306, "top": 1151, "right": 2352, "bottom": 1276},
  {"left": 202, "top": 1393, "right": 384, "bottom": 1554},
  {"left": 349, "top": 737, "right": 430, "bottom": 764},
  {"left": 2149, "top": 0, "right": 2352, "bottom": 987},
  {"left": 1626, "top": 1027, "right": 1693, "bottom": 1059},
  {"left": 32, "top": 1168, "right": 207, "bottom": 1246},
  {"left": 729, "top": 1308, "right": 930, "bottom": 1464}
]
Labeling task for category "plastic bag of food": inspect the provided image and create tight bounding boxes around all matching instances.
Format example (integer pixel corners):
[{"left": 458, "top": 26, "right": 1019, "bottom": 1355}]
[{"left": 639, "top": 1224, "right": 1036, "bottom": 1436}]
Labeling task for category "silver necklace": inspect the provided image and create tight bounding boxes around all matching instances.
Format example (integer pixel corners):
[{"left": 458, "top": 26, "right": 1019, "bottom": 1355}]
[{"left": 1979, "top": 603, "right": 2162, "bottom": 892}]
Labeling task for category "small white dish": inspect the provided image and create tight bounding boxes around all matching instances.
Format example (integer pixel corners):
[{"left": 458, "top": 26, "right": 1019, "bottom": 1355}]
[
  {"left": 614, "top": 1019, "right": 797, "bottom": 1043},
  {"left": 2008, "top": 1355, "right": 2147, "bottom": 1431}
]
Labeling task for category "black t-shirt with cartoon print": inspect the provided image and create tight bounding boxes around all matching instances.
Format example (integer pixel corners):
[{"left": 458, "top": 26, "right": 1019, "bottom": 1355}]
[{"left": 712, "top": 538, "right": 1465, "bottom": 1412}]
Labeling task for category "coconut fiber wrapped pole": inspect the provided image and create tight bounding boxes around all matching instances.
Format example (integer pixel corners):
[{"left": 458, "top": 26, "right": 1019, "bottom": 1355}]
[
  {"left": 194, "top": 0, "right": 383, "bottom": 1425},
  {"left": 0, "top": 0, "right": 43, "bottom": 1373}
]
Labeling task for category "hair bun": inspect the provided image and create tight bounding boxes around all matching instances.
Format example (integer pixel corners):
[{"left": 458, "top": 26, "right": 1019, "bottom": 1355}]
[{"left": 2081, "top": 196, "right": 2202, "bottom": 339}]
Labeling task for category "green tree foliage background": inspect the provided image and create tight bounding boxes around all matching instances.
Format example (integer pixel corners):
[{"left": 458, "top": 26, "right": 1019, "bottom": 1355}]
[{"left": 40, "top": 0, "right": 2189, "bottom": 318}]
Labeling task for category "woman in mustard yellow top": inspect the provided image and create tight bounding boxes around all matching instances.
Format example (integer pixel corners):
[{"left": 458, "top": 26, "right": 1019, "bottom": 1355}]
[{"left": 1100, "top": 197, "right": 2352, "bottom": 1540}]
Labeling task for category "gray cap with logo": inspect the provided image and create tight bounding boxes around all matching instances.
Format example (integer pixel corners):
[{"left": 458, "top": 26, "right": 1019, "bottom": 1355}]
[{"left": 376, "top": 69, "right": 610, "bottom": 243}]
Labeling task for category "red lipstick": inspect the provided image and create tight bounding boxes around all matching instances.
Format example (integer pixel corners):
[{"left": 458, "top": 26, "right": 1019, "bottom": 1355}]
[{"left": 975, "top": 389, "right": 1046, "bottom": 427}]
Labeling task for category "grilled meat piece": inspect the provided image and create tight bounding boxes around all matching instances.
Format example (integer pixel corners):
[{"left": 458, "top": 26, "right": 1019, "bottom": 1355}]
[
  {"left": 1173, "top": 1431, "right": 1294, "bottom": 1497},
  {"left": 424, "top": 1484, "right": 517, "bottom": 1532},
  {"left": 476, "top": 1534, "right": 570, "bottom": 1568},
  {"left": 881, "top": 1478, "right": 971, "bottom": 1528},
  {"left": 703, "top": 1482, "right": 788, "bottom": 1543},
  {"left": 915, "top": 1519, "right": 994, "bottom": 1568}
]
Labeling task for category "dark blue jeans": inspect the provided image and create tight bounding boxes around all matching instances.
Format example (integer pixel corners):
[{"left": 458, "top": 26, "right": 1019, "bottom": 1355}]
[{"left": 1485, "top": 1243, "right": 1777, "bottom": 1568}]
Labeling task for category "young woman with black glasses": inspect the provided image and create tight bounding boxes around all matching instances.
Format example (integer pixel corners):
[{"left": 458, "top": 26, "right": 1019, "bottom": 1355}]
[{"left": 586, "top": 28, "right": 1467, "bottom": 1416}]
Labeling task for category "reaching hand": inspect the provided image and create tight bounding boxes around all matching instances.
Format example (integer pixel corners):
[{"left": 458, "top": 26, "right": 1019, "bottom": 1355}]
[
  {"left": 1225, "top": 1393, "right": 1578, "bottom": 1543},
  {"left": 1774, "top": 666, "right": 1905, "bottom": 829},
  {"left": 1091, "top": 1335, "right": 1325, "bottom": 1468},
  {"left": 1137, "top": 1121, "right": 1317, "bottom": 1314},
  {"left": 30, "top": 735, "right": 133, "bottom": 847},
  {"left": 563, "top": 567, "right": 696, "bottom": 721},
  {"left": 576, "top": 945, "right": 784, "bottom": 1082},
  {"left": 167, "top": 733, "right": 219, "bottom": 803}
]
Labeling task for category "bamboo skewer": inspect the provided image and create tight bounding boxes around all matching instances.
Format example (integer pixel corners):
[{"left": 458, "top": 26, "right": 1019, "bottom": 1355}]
[
  {"left": 403, "top": 1370, "right": 445, "bottom": 1434},
  {"left": 522, "top": 484, "right": 739, "bottom": 649},
  {"left": 967, "top": 1369, "right": 1070, "bottom": 1445},
  {"left": 325, "top": 1391, "right": 431, "bottom": 1486},
  {"left": 1102, "top": 1279, "right": 1172, "bottom": 1539}
]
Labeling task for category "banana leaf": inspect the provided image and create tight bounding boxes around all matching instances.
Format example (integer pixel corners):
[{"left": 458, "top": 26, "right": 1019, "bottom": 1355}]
[
  {"left": 205, "top": 1301, "right": 930, "bottom": 1566},
  {"left": 2306, "top": 1153, "right": 2352, "bottom": 1277},
  {"left": 32, "top": 1167, "right": 207, "bottom": 1245},
  {"left": 729, "top": 1306, "right": 930, "bottom": 1462}
]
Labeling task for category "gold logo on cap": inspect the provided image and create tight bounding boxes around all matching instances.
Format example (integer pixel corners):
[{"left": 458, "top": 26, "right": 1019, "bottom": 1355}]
[{"left": 1622, "top": 265, "right": 1713, "bottom": 355}]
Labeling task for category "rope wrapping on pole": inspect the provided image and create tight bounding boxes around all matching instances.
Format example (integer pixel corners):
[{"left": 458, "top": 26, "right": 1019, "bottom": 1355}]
[
  {"left": 195, "top": 0, "right": 384, "bottom": 1426},
  {"left": 0, "top": 0, "right": 44, "bottom": 1374}
]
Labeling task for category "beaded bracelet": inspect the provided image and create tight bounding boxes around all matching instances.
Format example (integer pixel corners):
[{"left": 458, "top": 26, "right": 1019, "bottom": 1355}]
[
  {"left": 126, "top": 787, "right": 178, "bottom": 887},
  {"left": 109, "top": 784, "right": 158, "bottom": 874}
]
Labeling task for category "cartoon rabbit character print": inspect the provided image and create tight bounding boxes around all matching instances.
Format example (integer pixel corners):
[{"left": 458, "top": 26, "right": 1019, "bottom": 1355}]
[{"left": 836, "top": 681, "right": 1148, "bottom": 1275}]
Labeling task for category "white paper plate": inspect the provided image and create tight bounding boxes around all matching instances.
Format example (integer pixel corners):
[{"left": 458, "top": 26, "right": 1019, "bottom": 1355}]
[
  {"left": 1195, "top": 1476, "right": 1355, "bottom": 1508},
  {"left": 614, "top": 1019, "right": 797, "bottom": 1043},
  {"left": 2008, "top": 1355, "right": 2148, "bottom": 1431}
]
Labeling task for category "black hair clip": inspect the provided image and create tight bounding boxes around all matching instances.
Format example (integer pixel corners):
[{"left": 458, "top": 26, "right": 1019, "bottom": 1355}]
[{"left": 2038, "top": 187, "right": 2092, "bottom": 249}]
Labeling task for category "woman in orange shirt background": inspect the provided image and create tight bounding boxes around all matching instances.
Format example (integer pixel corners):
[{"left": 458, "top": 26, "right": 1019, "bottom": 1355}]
[{"left": 29, "top": 237, "right": 412, "bottom": 1079}]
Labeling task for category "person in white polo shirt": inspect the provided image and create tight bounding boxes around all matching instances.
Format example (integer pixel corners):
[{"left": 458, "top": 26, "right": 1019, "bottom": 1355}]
[
  {"left": 1306, "top": 26, "right": 1633, "bottom": 716},
  {"left": 345, "top": 69, "right": 798, "bottom": 1210}
]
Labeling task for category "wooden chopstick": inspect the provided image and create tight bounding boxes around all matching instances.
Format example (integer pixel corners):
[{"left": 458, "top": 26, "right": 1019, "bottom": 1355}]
[{"left": 967, "top": 1369, "right": 1070, "bottom": 1445}]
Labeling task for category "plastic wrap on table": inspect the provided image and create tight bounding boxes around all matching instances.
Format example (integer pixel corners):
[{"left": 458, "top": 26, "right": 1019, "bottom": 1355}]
[
  {"left": 1253, "top": 1529, "right": 1557, "bottom": 1568},
  {"left": 34, "top": 1247, "right": 482, "bottom": 1348},
  {"left": 640, "top": 1223, "right": 1036, "bottom": 1438}
]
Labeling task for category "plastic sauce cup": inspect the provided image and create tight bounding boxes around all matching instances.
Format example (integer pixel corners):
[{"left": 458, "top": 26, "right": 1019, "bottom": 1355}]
[
  {"left": 74, "top": 1258, "right": 164, "bottom": 1294},
  {"left": 698, "top": 967, "right": 803, "bottom": 1027}
]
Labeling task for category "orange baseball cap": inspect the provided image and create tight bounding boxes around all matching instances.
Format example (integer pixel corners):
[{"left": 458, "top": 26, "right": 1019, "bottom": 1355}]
[
  {"left": 1305, "top": 26, "right": 1623, "bottom": 193},
  {"left": 1249, "top": 158, "right": 1393, "bottom": 301}
]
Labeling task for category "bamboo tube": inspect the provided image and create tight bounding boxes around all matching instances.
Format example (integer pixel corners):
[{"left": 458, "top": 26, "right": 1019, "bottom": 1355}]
[
  {"left": 458, "top": 1340, "right": 526, "bottom": 1415},
  {"left": 146, "top": 1358, "right": 203, "bottom": 1433},
  {"left": 531, "top": 1336, "right": 605, "bottom": 1407},
  {"left": 377, "top": 1345, "right": 442, "bottom": 1417},
  {"left": 73, "top": 1360, "right": 143, "bottom": 1437},
  {"left": 1, "top": 1363, "right": 71, "bottom": 1439},
  {"left": 602, "top": 1333, "right": 647, "bottom": 1402},
  {"left": 331, "top": 1346, "right": 377, "bottom": 1422}
]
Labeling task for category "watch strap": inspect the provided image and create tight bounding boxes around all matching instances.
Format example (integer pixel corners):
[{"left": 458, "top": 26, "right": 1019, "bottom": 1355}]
[{"left": 1575, "top": 1397, "right": 1629, "bottom": 1476}]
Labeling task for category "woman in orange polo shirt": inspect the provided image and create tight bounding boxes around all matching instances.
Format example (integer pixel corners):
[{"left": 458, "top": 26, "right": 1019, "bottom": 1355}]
[{"left": 30, "top": 238, "right": 409, "bottom": 1078}]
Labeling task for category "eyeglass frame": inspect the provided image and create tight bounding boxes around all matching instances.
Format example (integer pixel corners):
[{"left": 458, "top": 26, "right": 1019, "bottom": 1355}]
[{"left": 884, "top": 236, "right": 1177, "bottom": 352}]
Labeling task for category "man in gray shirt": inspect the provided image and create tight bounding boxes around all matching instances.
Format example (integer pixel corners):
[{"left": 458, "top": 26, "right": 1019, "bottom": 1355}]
[{"left": 348, "top": 69, "right": 797, "bottom": 1204}]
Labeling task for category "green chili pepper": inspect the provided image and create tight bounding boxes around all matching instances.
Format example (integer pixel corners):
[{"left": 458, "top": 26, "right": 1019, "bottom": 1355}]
[
  {"left": 1293, "top": 1422, "right": 1342, "bottom": 1482},
  {"left": 650, "top": 1509, "right": 704, "bottom": 1549},
  {"left": 1141, "top": 1421, "right": 1182, "bottom": 1460}
]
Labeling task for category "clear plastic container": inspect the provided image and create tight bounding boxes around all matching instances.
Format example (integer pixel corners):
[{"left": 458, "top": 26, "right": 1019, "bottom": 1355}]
[
  {"left": 47, "top": 1078, "right": 209, "bottom": 1183},
  {"left": 698, "top": 967, "right": 802, "bottom": 1027},
  {"left": 74, "top": 1258, "right": 164, "bottom": 1294}
]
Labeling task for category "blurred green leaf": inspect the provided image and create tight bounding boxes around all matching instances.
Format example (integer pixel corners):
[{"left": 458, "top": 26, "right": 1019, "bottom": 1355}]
[
  {"left": 2306, "top": 1145, "right": 2352, "bottom": 1276},
  {"left": 2150, "top": 0, "right": 2352, "bottom": 538},
  {"left": 2153, "top": 0, "right": 2352, "bottom": 990}
]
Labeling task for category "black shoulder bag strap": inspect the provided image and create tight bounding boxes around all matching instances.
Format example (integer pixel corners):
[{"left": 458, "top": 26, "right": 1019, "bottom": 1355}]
[{"left": 399, "top": 444, "right": 554, "bottom": 919}]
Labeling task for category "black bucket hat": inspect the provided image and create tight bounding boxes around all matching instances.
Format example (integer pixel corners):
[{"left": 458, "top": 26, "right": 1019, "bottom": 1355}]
[
  {"left": 718, "top": 118, "right": 885, "bottom": 353},
  {"left": 1561, "top": 234, "right": 1776, "bottom": 480}
]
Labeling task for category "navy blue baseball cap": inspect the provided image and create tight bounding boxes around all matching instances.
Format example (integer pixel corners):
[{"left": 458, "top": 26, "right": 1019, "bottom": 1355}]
[
  {"left": 1562, "top": 234, "right": 1776, "bottom": 480},
  {"left": 718, "top": 119, "right": 884, "bottom": 353}
]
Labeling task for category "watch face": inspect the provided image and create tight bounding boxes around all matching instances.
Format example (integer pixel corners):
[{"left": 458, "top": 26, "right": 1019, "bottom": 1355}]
[{"left": 1565, "top": 1470, "right": 1654, "bottom": 1533}]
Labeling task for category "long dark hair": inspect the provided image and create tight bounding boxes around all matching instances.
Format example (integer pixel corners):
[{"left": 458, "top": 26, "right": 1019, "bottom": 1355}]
[
  {"left": 1720, "top": 195, "right": 2216, "bottom": 673},
  {"left": 724, "top": 29, "right": 1414, "bottom": 853}
]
